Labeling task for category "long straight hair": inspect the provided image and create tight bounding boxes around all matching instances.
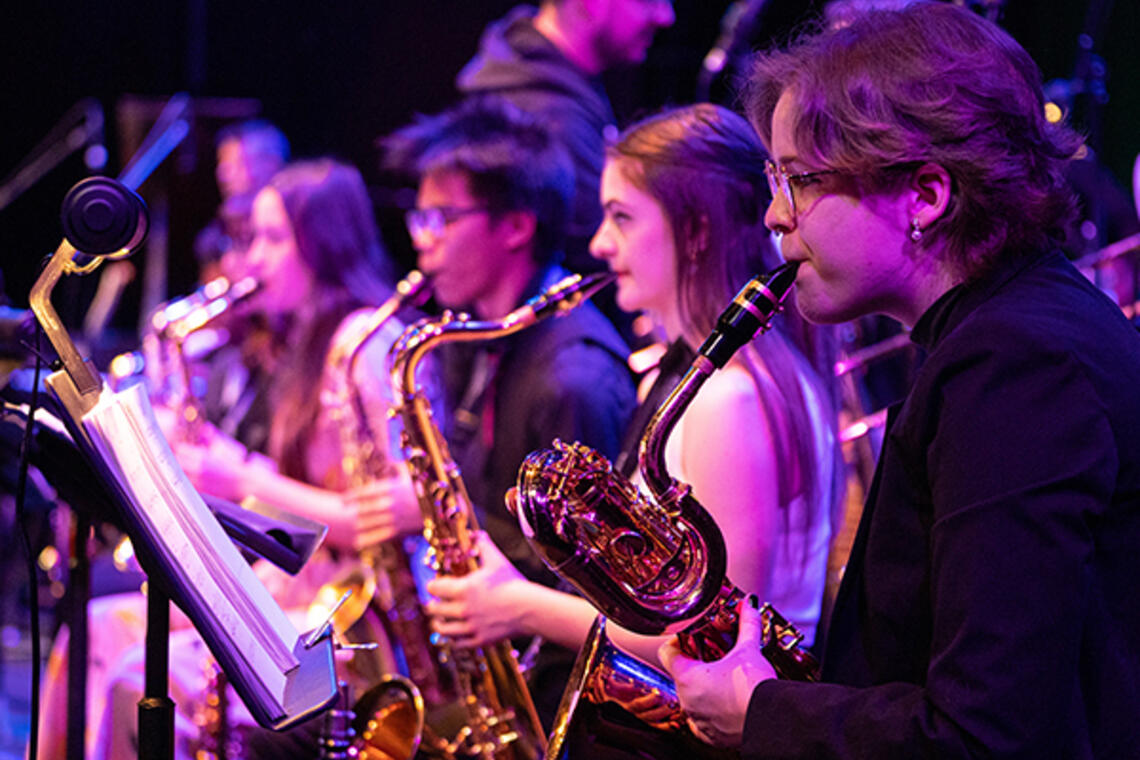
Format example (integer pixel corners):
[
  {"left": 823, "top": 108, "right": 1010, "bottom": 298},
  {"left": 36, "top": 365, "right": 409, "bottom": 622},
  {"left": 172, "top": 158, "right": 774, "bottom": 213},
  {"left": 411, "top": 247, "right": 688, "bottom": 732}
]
[
  {"left": 264, "top": 159, "right": 396, "bottom": 480},
  {"left": 610, "top": 103, "right": 842, "bottom": 535}
]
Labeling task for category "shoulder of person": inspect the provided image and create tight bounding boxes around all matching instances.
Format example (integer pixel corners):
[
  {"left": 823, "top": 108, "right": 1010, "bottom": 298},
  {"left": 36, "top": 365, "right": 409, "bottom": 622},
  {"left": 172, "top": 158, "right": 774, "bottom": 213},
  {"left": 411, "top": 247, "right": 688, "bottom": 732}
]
[
  {"left": 525, "top": 301, "right": 629, "bottom": 363},
  {"left": 687, "top": 362, "right": 764, "bottom": 418}
]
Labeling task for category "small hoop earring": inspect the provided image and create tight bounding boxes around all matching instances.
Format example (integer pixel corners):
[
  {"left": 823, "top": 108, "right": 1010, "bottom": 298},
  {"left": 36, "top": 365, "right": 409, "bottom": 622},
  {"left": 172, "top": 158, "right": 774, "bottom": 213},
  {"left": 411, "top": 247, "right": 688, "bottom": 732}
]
[{"left": 910, "top": 218, "right": 923, "bottom": 242}]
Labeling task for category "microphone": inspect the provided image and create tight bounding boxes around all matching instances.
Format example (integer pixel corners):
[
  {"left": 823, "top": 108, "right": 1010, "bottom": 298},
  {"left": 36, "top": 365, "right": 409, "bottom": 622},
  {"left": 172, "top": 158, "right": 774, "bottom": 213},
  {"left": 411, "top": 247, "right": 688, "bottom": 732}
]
[
  {"left": 696, "top": 0, "right": 771, "bottom": 101},
  {"left": 701, "top": 1, "right": 748, "bottom": 79},
  {"left": 60, "top": 176, "right": 149, "bottom": 256}
]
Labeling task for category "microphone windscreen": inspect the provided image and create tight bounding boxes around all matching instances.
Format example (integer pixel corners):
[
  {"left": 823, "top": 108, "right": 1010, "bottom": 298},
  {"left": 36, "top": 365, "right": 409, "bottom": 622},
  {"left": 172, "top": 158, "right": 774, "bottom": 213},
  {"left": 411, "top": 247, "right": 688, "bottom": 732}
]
[{"left": 60, "top": 177, "right": 149, "bottom": 256}]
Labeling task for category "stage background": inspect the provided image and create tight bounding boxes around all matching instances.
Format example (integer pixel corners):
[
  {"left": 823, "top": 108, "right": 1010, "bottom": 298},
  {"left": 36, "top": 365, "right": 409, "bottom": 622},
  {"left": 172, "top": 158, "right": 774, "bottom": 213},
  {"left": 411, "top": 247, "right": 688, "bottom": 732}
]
[{"left": 1, "top": 0, "right": 1137, "bottom": 332}]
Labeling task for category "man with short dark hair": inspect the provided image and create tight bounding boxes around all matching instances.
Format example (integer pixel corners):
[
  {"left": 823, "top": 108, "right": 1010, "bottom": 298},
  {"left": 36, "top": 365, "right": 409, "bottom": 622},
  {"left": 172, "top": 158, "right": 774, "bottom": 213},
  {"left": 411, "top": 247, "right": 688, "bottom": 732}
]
[{"left": 390, "top": 97, "right": 636, "bottom": 725}]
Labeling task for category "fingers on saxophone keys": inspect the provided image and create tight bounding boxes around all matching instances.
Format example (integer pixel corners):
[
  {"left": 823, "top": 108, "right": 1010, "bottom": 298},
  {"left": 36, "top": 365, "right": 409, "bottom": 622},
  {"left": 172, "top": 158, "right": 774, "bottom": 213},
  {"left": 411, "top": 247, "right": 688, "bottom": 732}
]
[
  {"left": 426, "top": 599, "right": 467, "bottom": 630},
  {"left": 429, "top": 613, "right": 477, "bottom": 649}
]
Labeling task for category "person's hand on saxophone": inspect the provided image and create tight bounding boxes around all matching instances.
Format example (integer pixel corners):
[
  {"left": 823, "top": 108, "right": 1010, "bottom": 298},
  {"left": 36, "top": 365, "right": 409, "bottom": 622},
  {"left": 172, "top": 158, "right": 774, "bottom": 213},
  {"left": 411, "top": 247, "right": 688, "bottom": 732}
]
[
  {"left": 658, "top": 595, "right": 777, "bottom": 749},
  {"left": 425, "top": 531, "right": 533, "bottom": 648},
  {"left": 169, "top": 420, "right": 275, "bottom": 503},
  {"left": 341, "top": 462, "right": 423, "bottom": 551}
]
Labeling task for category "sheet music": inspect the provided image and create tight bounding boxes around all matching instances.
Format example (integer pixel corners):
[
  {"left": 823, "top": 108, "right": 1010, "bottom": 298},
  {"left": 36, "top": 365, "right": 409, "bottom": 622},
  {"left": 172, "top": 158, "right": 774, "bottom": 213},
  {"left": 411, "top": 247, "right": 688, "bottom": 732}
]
[{"left": 82, "top": 382, "right": 300, "bottom": 715}]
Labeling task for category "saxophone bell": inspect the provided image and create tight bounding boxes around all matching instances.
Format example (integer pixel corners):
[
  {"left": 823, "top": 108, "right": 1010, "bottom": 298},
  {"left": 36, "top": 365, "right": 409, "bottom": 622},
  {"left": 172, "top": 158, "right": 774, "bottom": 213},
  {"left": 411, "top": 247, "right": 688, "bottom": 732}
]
[
  {"left": 319, "top": 675, "right": 425, "bottom": 760},
  {"left": 510, "top": 441, "right": 724, "bottom": 636}
]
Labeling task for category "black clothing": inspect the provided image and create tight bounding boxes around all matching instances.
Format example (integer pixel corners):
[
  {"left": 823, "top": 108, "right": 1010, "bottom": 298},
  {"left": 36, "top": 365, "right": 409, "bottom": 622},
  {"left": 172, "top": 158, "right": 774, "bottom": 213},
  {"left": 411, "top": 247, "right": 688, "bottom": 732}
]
[
  {"left": 457, "top": 5, "right": 615, "bottom": 262},
  {"left": 745, "top": 251, "right": 1140, "bottom": 758},
  {"left": 456, "top": 7, "right": 641, "bottom": 346},
  {"left": 446, "top": 268, "right": 635, "bottom": 583},
  {"left": 444, "top": 266, "right": 636, "bottom": 728}
]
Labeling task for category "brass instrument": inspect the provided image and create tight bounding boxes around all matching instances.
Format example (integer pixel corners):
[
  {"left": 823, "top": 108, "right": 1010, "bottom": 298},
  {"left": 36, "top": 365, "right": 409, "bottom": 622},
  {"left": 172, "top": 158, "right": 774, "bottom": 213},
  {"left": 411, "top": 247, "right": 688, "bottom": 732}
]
[
  {"left": 320, "top": 675, "right": 425, "bottom": 760},
  {"left": 389, "top": 271, "right": 613, "bottom": 760},
  {"left": 313, "top": 270, "right": 447, "bottom": 757},
  {"left": 317, "top": 270, "right": 439, "bottom": 676},
  {"left": 135, "top": 274, "right": 260, "bottom": 441},
  {"left": 191, "top": 661, "right": 243, "bottom": 760},
  {"left": 512, "top": 262, "right": 818, "bottom": 759}
]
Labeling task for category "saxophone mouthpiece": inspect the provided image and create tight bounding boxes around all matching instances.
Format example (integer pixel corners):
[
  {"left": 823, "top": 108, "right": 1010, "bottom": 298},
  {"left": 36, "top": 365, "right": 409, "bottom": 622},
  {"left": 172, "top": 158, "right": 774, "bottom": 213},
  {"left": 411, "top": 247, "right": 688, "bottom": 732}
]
[
  {"left": 698, "top": 260, "right": 800, "bottom": 369},
  {"left": 524, "top": 271, "right": 616, "bottom": 322},
  {"left": 766, "top": 260, "right": 800, "bottom": 298}
]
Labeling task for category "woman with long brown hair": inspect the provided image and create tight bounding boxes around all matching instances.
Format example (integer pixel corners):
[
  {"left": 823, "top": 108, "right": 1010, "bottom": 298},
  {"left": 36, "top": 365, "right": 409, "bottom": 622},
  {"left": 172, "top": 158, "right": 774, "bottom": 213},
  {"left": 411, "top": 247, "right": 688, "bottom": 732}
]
[{"left": 90, "top": 158, "right": 423, "bottom": 759}]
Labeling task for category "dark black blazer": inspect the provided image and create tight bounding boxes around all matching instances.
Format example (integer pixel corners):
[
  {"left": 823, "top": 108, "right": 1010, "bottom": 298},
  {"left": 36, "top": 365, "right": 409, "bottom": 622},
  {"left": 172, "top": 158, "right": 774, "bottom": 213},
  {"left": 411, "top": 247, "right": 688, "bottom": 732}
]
[{"left": 745, "top": 251, "right": 1140, "bottom": 759}]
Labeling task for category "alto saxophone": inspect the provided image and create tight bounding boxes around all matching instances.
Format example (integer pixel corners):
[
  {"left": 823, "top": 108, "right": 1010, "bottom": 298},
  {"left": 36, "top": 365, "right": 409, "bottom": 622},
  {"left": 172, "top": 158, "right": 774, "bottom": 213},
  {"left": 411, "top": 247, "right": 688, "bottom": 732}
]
[
  {"left": 388, "top": 271, "right": 614, "bottom": 760},
  {"left": 512, "top": 262, "right": 818, "bottom": 759},
  {"left": 314, "top": 270, "right": 454, "bottom": 758},
  {"left": 139, "top": 274, "right": 260, "bottom": 441}
]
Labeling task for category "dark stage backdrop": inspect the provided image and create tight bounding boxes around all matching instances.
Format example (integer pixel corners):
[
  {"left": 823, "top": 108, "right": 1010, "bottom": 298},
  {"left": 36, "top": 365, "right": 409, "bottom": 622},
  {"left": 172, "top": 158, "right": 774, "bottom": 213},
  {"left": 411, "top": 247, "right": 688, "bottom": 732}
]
[{"left": 2, "top": 1, "right": 1137, "bottom": 345}]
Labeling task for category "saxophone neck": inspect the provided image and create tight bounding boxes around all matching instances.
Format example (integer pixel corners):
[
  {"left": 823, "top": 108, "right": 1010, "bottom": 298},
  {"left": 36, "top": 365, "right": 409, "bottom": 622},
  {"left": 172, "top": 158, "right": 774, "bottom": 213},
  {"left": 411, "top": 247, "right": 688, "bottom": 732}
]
[
  {"left": 341, "top": 269, "right": 429, "bottom": 378},
  {"left": 639, "top": 262, "right": 800, "bottom": 503},
  {"left": 639, "top": 359, "right": 716, "bottom": 504},
  {"left": 391, "top": 270, "right": 614, "bottom": 401},
  {"left": 523, "top": 270, "right": 614, "bottom": 322}
]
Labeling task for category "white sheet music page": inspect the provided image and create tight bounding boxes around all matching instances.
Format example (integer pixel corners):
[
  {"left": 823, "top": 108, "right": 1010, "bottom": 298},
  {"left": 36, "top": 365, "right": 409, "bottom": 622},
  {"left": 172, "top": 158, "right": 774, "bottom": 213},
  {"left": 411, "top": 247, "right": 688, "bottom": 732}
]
[{"left": 82, "top": 382, "right": 300, "bottom": 711}]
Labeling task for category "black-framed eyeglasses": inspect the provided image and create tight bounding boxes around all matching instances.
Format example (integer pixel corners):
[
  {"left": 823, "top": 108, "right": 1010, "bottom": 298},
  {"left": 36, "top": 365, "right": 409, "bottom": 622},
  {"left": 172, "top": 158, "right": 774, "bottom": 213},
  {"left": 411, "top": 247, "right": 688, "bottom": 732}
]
[
  {"left": 764, "top": 160, "right": 840, "bottom": 218},
  {"left": 404, "top": 206, "right": 488, "bottom": 243}
]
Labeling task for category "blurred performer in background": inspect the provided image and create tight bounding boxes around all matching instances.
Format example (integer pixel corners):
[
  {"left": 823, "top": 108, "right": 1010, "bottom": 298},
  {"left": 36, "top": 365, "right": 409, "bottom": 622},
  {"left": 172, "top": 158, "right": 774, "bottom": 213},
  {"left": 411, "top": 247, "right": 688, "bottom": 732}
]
[
  {"left": 187, "top": 120, "right": 291, "bottom": 453},
  {"left": 458, "top": 0, "right": 675, "bottom": 340},
  {"left": 89, "top": 158, "right": 422, "bottom": 759},
  {"left": 660, "top": 4, "right": 1140, "bottom": 757},
  {"left": 385, "top": 96, "right": 636, "bottom": 726},
  {"left": 194, "top": 119, "right": 290, "bottom": 285},
  {"left": 426, "top": 103, "right": 841, "bottom": 705},
  {"left": 169, "top": 158, "right": 411, "bottom": 560}
]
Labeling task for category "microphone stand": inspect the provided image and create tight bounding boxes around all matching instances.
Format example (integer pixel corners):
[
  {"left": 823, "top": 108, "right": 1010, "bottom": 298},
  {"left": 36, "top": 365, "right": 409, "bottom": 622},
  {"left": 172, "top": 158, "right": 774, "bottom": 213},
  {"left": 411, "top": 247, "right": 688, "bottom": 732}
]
[{"left": 0, "top": 98, "right": 104, "bottom": 213}]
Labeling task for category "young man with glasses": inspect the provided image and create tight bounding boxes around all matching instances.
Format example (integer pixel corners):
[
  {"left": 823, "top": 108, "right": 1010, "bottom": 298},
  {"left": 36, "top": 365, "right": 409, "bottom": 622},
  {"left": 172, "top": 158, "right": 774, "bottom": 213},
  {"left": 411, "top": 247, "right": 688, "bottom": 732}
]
[{"left": 386, "top": 96, "right": 636, "bottom": 727}]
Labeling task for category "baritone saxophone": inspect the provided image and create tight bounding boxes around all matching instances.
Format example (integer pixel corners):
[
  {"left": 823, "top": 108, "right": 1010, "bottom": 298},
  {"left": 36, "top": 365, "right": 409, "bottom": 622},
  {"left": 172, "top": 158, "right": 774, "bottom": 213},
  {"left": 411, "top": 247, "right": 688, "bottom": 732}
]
[
  {"left": 388, "top": 271, "right": 614, "bottom": 760},
  {"left": 512, "top": 262, "right": 819, "bottom": 759}
]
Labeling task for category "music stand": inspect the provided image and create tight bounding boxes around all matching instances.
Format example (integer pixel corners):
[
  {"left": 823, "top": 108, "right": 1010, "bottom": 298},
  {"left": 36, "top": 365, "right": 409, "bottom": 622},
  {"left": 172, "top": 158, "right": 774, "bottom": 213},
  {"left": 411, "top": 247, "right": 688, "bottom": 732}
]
[{"left": 25, "top": 186, "right": 337, "bottom": 760}]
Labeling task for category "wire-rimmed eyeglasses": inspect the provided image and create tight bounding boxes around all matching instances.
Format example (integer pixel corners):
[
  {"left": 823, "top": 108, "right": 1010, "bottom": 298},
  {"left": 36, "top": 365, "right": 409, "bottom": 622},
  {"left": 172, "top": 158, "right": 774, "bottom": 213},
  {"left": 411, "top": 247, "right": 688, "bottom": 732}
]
[
  {"left": 404, "top": 206, "right": 488, "bottom": 244},
  {"left": 764, "top": 160, "right": 840, "bottom": 218}
]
